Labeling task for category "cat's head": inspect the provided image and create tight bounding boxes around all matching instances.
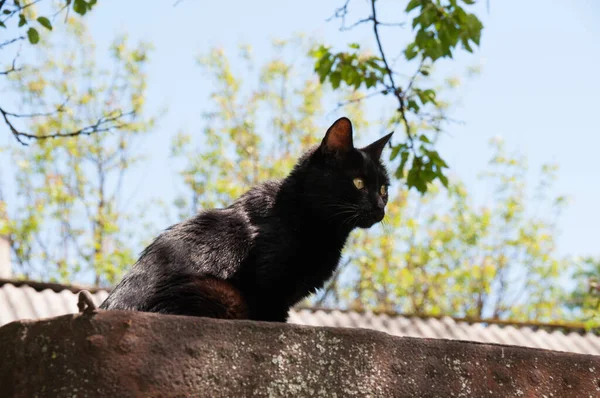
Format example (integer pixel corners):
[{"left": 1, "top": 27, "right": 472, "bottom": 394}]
[{"left": 301, "top": 117, "right": 393, "bottom": 229}]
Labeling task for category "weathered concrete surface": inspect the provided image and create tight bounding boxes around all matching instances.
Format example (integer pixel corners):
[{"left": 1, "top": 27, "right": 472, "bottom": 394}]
[{"left": 0, "top": 311, "right": 599, "bottom": 398}]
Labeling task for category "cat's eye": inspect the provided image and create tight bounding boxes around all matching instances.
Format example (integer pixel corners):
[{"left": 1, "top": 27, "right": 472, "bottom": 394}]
[
  {"left": 380, "top": 185, "right": 388, "bottom": 196},
  {"left": 353, "top": 178, "right": 365, "bottom": 190}
]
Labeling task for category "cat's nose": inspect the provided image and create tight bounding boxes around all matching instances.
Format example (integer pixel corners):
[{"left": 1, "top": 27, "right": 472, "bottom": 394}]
[{"left": 375, "top": 196, "right": 386, "bottom": 210}]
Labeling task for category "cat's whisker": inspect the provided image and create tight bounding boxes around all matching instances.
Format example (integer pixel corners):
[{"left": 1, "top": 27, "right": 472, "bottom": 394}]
[
  {"left": 380, "top": 217, "right": 393, "bottom": 236},
  {"left": 324, "top": 209, "right": 360, "bottom": 222}
]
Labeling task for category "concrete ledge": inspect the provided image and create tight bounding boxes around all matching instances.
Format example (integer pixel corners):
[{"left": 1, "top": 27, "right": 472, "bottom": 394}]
[{"left": 1, "top": 311, "right": 599, "bottom": 397}]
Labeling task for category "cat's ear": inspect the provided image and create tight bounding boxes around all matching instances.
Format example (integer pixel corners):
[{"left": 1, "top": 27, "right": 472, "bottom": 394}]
[
  {"left": 362, "top": 131, "right": 394, "bottom": 160},
  {"left": 321, "top": 117, "right": 354, "bottom": 155}
]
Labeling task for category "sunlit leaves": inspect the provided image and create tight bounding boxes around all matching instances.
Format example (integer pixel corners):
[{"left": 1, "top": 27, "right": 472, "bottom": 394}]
[
  {"left": 73, "top": 0, "right": 97, "bottom": 16},
  {"left": 3, "top": 21, "right": 154, "bottom": 285},
  {"left": 405, "top": 0, "right": 483, "bottom": 61},
  {"left": 173, "top": 38, "right": 333, "bottom": 217},
  {"left": 311, "top": 44, "right": 385, "bottom": 90},
  {"left": 37, "top": 16, "right": 52, "bottom": 31},
  {"left": 313, "top": 0, "right": 483, "bottom": 193},
  {"left": 26, "top": 27, "right": 39, "bottom": 44},
  {"left": 570, "top": 258, "right": 600, "bottom": 329},
  {"left": 2, "top": 1, "right": 88, "bottom": 44},
  {"left": 324, "top": 140, "right": 575, "bottom": 323}
]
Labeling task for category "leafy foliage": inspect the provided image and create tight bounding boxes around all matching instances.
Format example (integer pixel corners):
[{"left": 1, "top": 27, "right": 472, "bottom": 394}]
[
  {"left": 0, "top": 20, "right": 154, "bottom": 285},
  {"left": 0, "top": 0, "right": 96, "bottom": 44},
  {"left": 312, "top": 0, "right": 483, "bottom": 193},
  {"left": 170, "top": 37, "right": 369, "bottom": 217},
  {"left": 323, "top": 138, "right": 573, "bottom": 322},
  {"left": 1, "top": 1, "right": 120, "bottom": 144},
  {"left": 570, "top": 258, "right": 600, "bottom": 329}
]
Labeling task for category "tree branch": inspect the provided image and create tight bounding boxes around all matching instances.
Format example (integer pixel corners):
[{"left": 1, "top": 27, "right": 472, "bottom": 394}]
[
  {"left": 329, "top": 0, "right": 405, "bottom": 31},
  {"left": 334, "top": 89, "right": 388, "bottom": 109},
  {"left": 1, "top": 107, "right": 135, "bottom": 145},
  {"left": 0, "top": 56, "right": 21, "bottom": 75},
  {"left": 0, "top": 36, "right": 24, "bottom": 50},
  {"left": 370, "top": 0, "right": 415, "bottom": 151},
  {"left": 0, "top": 0, "right": 42, "bottom": 26}
]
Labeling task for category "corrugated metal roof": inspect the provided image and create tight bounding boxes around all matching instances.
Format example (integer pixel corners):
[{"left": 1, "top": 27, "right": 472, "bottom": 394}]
[
  {"left": 288, "top": 308, "right": 600, "bottom": 355},
  {"left": 0, "top": 282, "right": 109, "bottom": 326},
  {"left": 0, "top": 280, "right": 598, "bottom": 356}
]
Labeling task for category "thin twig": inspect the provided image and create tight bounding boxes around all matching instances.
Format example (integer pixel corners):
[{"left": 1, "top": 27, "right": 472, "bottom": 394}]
[
  {"left": 328, "top": 0, "right": 404, "bottom": 31},
  {"left": 1, "top": 98, "right": 69, "bottom": 118},
  {"left": 0, "top": 106, "right": 27, "bottom": 144},
  {"left": 327, "top": 0, "right": 351, "bottom": 23},
  {"left": 405, "top": 57, "right": 426, "bottom": 96},
  {"left": 1, "top": 107, "right": 135, "bottom": 145},
  {"left": 0, "top": 0, "right": 42, "bottom": 24},
  {"left": 370, "top": 0, "right": 415, "bottom": 152},
  {"left": 0, "top": 58, "right": 21, "bottom": 75},
  {"left": 335, "top": 89, "right": 388, "bottom": 108},
  {"left": 341, "top": 16, "right": 372, "bottom": 31},
  {"left": 0, "top": 36, "right": 24, "bottom": 49},
  {"left": 52, "top": 2, "right": 69, "bottom": 19}
]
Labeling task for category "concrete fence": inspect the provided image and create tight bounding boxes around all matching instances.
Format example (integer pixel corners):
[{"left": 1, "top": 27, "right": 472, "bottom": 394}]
[{"left": 0, "top": 310, "right": 599, "bottom": 397}]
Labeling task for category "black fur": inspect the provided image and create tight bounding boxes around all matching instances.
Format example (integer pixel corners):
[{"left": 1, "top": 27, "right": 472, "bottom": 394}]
[{"left": 100, "top": 117, "right": 393, "bottom": 322}]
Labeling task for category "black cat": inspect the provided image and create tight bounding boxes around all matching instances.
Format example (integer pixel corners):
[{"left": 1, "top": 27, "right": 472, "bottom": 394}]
[{"left": 100, "top": 117, "right": 393, "bottom": 322}]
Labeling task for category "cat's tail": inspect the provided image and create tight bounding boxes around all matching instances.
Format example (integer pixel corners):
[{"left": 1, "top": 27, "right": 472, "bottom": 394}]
[{"left": 142, "top": 273, "right": 249, "bottom": 320}]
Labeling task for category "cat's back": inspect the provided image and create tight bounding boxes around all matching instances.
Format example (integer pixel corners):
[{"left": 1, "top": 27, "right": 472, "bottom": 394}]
[
  {"left": 100, "top": 204, "right": 260, "bottom": 311},
  {"left": 235, "top": 180, "right": 281, "bottom": 215}
]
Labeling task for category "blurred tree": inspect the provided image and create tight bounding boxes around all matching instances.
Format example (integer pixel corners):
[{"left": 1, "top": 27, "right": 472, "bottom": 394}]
[
  {"left": 0, "top": 0, "right": 137, "bottom": 144},
  {"left": 170, "top": 37, "right": 371, "bottom": 218},
  {"left": 570, "top": 257, "right": 600, "bottom": 329},
  {"left": 327, "top": 138, "right": 573, "bottom": 323},
  {"left": 172, "top": 39, "right": 582, "bottom": 324},
  {"left": 0, "top": 19, "right": 154, "bottom": 285},
  {"left": 314, "top": 0, "right": 483, "bottom": 193}
]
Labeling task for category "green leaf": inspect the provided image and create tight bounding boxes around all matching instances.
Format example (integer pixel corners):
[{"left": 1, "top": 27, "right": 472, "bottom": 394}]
[
  {"left": 315, "top": 55, "right": 334, "bottom": 82},
  {"left": 396, "top": 151, "right": 410, "bottom": 179},
  {"left": 390, "top": 146, "right": 400, "bottom": 161},
  {"left": 416, "top": 88, "right": 437, "bottom": 105},
  {"left": 73, "top": 0, "right": 88, "bottom": 15},
  {"left": 405, "top": 43, "right": 419, "bottom": 61},
  {"left": 462, "top": 38, "right": 473, "bottom": 52},
  {"left": 3, "top": 9, "right": 11, "bottom": 14},
  {"left": 407, "top": 99, "right": 420, "bottom": 113},
  {"left": 427, "top": 150, "right": 449, "bottom": 168},
  {"left": 37, "top": 16, "right": 52, "bottom": 31},
  {"left": 438, "top": 173, "right": 449, "bottom": 188},
  {"left": 348, "top": 43, "right": 360, "bottom": 49},
  {"left": 26, "top": 27, "right": 39, "bottom": 44},
  {"left": 415, "top": 179, "right": 427, "bottom": 194},
  {"left": 330, "top": 71, "right": 341, "bottom": 89},
  {"left": 18, "top": 14, "right": 27, "bottom": 27},
  {"left": 422, "top": 169, "right": 436, "bottom": 183},
  {"left": 406, "top": 0, "right": 421, "bottom": 12},
  {"left": 0, "top": 21, "right": 5, "bottom": 28},
  {"left": 365, "top": 75, "right": 378, "bottom": 88},
  {"left": 390, "top": 144, "right": 406, "bottom": 161}
]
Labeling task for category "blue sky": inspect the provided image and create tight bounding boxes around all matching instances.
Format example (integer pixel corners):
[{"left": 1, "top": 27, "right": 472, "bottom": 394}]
[{"left": 2, "top": 0, "right": 600, "bottom": 262}]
